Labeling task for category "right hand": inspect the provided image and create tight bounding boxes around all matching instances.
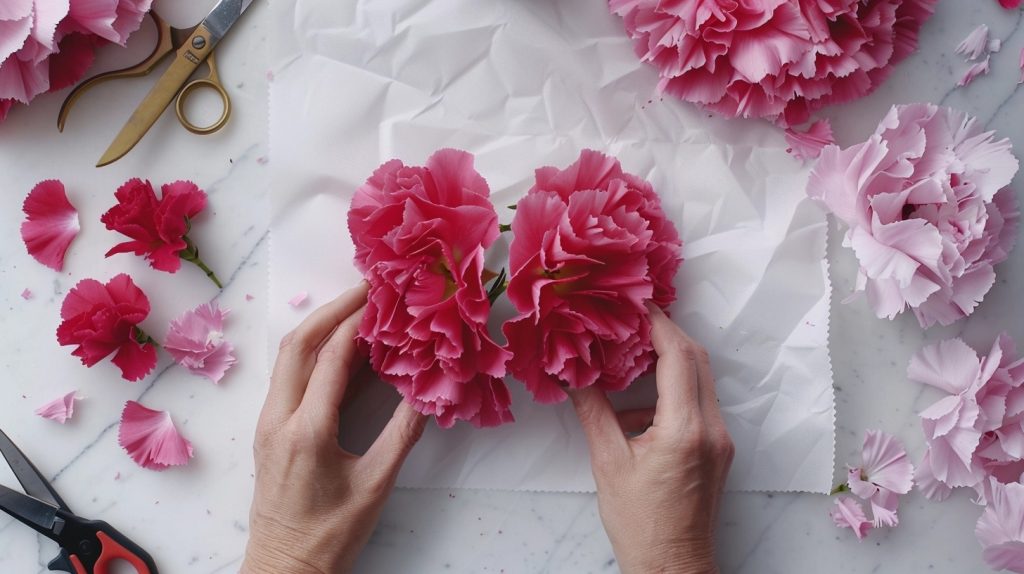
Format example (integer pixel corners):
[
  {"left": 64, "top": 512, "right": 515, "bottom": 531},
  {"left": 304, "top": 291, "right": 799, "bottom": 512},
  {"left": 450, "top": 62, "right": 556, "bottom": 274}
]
[{"left": 568, "top": 305, "right": 734, "bottom": 574}]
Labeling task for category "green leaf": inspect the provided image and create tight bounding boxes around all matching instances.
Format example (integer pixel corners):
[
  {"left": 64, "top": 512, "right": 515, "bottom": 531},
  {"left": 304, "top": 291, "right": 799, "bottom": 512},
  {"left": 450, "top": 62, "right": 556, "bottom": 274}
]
[{"left": 486, "top": 267, "right": 508, "bottom": 305}]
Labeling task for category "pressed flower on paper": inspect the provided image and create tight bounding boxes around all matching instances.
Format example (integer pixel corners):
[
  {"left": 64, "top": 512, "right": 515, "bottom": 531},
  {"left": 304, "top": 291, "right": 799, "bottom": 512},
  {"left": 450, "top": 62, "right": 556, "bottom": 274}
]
[{"left": 102, "top": 179, "right": 224, "bottom": 288}]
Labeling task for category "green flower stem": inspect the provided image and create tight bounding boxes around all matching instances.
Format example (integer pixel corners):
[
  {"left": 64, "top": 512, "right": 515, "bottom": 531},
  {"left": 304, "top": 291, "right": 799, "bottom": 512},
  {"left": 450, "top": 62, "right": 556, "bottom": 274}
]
[
  {"left": 133, "top": 326, "right": 159, "bottom": 348},
  {"left": 830, "top": 483, "right": 850, "bottom": 495},
  {"left": 181, "top": 236, "right": 224, "bottom": 289}
]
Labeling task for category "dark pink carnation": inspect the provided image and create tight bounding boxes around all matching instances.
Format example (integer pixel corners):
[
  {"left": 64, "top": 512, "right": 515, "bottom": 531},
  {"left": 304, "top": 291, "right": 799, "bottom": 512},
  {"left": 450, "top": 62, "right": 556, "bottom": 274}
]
[
  {"left": 503, "top": 150, "right": 682, "bottom": 403},
  {"left": 610, "top": 0, "right": 937, "bottom": 125},
  {"left": 348, "top": 149, "right": 513, "bottom": 428}
]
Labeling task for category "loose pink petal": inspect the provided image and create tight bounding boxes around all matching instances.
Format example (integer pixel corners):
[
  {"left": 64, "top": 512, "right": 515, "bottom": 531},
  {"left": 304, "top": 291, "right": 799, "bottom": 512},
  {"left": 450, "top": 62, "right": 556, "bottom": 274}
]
[
  {"left": 848, "top": 430, "right": 914, "bottom": 498},
  {"left": 959, "top": 56, "right": 991, "bottom": 87},
  {"left": 999, "top": 0, "right": 1022, "bottom": 9},
  {"left": 288, "top": 291, "right": 308, "bottom": 308},
  {"left": 1019, "top": 48, "right": 1024, "bottom": 84},
  {"left": 245, "top": 294, "right": 254, "bottom": 301},
  {"left": 117, "top": 401, "right": 193, "bottom": 470},
  {"left": 34, "top": 391, "right": 78, "bottom": 424},
  {"left": 164, "top": 302, "right": 236, "bottom": 384},
  {"left": 20, "top": 180, "right": 80, "bottom": 271},
  {"left": 956, "top": 25, "right": 990, "bottom": 61},
  {"left": 977, "top": 479, "right": 1024, "bottom": 573},
  {"left": 785, "top": 119, "right": 835, "bottom": 162},
  {"left": 20, "top": 289, "right": 32, "bottom": 300},
  {"left": 831, "top": 497, "right": 873, "bottom": 541}
]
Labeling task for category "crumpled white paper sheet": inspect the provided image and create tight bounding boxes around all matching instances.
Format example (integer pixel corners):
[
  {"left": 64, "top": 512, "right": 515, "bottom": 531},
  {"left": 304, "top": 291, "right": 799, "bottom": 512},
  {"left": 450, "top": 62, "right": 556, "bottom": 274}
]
[{"left": 268, "top": 0, "right": 835, "bottom": 493}]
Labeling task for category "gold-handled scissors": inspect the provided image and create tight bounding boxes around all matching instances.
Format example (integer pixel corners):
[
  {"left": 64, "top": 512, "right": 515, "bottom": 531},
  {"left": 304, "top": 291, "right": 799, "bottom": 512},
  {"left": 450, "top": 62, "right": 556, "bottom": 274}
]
[{"left": 59, "top": 0, "right": 255, "bottom": 167}]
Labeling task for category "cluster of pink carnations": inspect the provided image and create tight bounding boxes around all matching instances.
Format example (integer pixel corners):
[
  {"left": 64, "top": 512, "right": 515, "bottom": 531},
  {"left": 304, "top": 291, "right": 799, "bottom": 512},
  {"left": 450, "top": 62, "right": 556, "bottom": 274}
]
[
  {"left": 20, "top": 178, "right": 234, "bottom": 470},
  {"left": 347, "top": 149, "right": 683, "bottom": 428},
  {"left": 0, "top": 0, "right": 152, "bottom": 122},
  {"left": 609, "top": 0, "right": 937, "bottom": 125}
]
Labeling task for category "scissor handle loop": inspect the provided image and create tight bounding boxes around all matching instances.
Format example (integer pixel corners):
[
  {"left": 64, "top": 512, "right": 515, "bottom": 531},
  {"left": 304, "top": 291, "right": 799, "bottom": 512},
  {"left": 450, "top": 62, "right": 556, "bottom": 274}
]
[{"left": 175, "top": 77, "right": 231, "bottom": 135}]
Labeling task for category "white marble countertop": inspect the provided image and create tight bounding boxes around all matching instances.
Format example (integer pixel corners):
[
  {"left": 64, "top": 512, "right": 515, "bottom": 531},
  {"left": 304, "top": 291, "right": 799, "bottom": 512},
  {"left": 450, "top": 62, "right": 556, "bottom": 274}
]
[{"left": 0, "top": 1, "right": 1022, "bottom": 573}]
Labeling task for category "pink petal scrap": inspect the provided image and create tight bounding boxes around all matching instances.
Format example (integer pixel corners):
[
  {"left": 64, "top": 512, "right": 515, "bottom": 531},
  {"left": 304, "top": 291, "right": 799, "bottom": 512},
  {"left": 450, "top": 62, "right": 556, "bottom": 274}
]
[
  {"left": 999, "top": 0, "right": 1023, "bottom": 9},
  {"left": 977, "top": 479, "right": 1024, "bottom": 574},
  {"left": 21, "top": 180, "right": 80, "bottom": 271},
  {"left": 118, "top": 401, "right": 193, "bottom": 470},
  {"left": 785, "top": 119, "right": 835, "bottom": 162},
  {"left": 956, "top": 25, "right": 990, "bottom": 61},
  {"left": 35, "top": 391, "right": 79, "bottom": 424},
  {"left": 831, "top": 497, "right": 873, "bottom": 541},
  {"left": 288, "top": 291, "right": 308, "bottom": 308},
  {"left": 164, "top": 302, "right": 236, "bottom": 384},
  {"left": 20, "top": 288, "right": 32, "bottom": 300},
  {"left": 959, "top": 56, "right": 991, "bottom": 87}
]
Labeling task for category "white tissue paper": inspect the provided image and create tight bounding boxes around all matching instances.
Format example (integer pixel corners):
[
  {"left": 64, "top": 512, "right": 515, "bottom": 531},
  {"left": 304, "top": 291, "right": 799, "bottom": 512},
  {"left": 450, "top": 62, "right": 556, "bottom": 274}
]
[{"left": 269, "top": 0, "right": 835, "bottom": 493}]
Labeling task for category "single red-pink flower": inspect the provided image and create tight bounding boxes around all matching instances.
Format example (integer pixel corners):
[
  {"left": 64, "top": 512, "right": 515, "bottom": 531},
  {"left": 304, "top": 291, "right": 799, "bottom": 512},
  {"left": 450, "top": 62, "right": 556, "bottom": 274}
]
[
  {"left": 503, "top": 150, "right": 682, "bottom": 403},
  {"left": 21, "top": 179, "right": 80, "bottom": 271},
  {"left": 348, "top": 149, "right": 513, "bottom": 428},
  {"left": 101, "top": 178, "right": 223, "bottom": 288},
  {"left": 118, "top": 400, "right": 193, "bottom": 470},
  {"left": 56, "top": 273, "right": 157, "bottom": 382},
  {"left": 610, "top": 0, "right": 937, "bottom": 125}
]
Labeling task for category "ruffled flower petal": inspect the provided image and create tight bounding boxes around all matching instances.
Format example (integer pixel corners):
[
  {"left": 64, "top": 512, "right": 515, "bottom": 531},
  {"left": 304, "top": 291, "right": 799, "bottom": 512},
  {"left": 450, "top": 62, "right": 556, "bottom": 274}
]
[
  {"left": 784, "top": 119, "right": 835, "bottom": 161},
  {"left": 956, "top": 24, "right": 990, "bottom": 61},
  {"left": 164, "top": 302, "right": 236, "bottom": 384},
  {"left": 21, "top": 180, "right": 79, "bottom": 271},
  {"left": 831, "top": 497, "right": 873, "bottom": 541},
  {"left": 959, "top": 56, "right": 991, "bottom": 87},
  {"left": 117, "top": 401, "right": 193, "bottom": 470},
  {"left": 288, "top": 291, "right": 308, "bottom": 307},
  {"left": 34, "top": 391, "right": 78, "bottom": 423}
]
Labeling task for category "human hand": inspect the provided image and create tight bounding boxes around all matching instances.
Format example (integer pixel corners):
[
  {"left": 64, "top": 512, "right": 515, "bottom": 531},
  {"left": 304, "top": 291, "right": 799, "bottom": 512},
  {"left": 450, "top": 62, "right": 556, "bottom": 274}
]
[
  {"left": 242, "top": 284, "right": 428, "bottom": 574},
  {"left": 569, "top": 306, "right": 734, "bottom": 574}
]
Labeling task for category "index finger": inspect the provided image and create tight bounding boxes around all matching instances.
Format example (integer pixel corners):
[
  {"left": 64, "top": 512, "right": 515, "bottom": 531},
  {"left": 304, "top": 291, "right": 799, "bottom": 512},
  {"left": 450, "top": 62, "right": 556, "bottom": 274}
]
[
  {"left": 648, "top": 305, "right": 702, "bottom": 429},
  {"left": 264, "top": 283, "right": 369, "bottom": 421}
]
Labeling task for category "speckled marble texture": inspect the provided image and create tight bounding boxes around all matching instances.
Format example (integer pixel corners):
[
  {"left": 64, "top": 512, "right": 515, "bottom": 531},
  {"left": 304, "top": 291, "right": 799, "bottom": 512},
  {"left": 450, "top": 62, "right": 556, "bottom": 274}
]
[{"left": 0, "top": 0, "right": 1022, "bottom": 573}]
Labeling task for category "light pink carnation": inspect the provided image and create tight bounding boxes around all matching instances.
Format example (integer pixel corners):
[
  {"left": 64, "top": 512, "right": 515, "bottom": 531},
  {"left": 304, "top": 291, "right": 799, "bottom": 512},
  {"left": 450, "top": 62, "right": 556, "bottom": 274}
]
[
  {"left": 910, "top": 335, "right": 1024, "bottom": 503},
  {"left": 0, "top": 0, "right": 150, "bottom": 120},
  {"left": 977, "top": 479, "right": 1024, "bottom": 574},
  {"left": 503, "top": 150, "right": 682, "bottom": 403},
  {"left": 846, "top": 430, "right": 914, "bottom": 527},
  {"left": 348, "top": 149, "right": 513, "bottom": 428},
  {"left": 808, "top": 103, "right": 1019, "bottom": 328},
  {"left": 609, "top": 0, "right": 936, "bottom": 125}
]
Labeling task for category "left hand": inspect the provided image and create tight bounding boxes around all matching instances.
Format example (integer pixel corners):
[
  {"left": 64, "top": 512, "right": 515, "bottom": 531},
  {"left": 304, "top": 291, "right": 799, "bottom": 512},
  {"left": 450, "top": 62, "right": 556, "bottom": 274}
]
[{"left": 241, "top": 284, "right": 428, "bottom": 574}]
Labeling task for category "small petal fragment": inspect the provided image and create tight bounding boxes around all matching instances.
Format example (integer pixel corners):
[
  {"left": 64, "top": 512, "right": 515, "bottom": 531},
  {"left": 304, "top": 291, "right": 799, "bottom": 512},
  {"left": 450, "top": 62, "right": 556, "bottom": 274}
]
[
  {"left": 288, "top": 291, "right": 308, "bottom": 307},
  {"left": 20, "top": 289, "right": 32, "bottom": 300},
  {"left": 959, "top": 57, "right": 991, "bottom": 87},
  {"left": 164, "top": 302, "right": 236, "bottom": 384},
  {"left": 956, "top": 25, "right": 990, "bottom": 61},
  {"left": 831, "top": 497, "right": 873, "bottom": 541},
  {"left": 35, "top": 391, "right": 78, "bottom": 424},
  {"left": 21, "top": 180, "right": 80, "bottom": 271},
  {"left": 785, "top": 119, "right": 835, "bottom": 161},
  {"left": 118, "top": 401, "right": 193, "bottom": 470}
]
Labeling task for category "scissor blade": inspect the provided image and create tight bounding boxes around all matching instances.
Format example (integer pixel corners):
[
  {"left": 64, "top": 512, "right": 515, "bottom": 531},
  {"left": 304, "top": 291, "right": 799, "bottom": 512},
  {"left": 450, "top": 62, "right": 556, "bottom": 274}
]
[
  {"left": 0, "top": 429, "right": 67, "bottom": 510},
  {"left": 97, "top": 52, "right": 203, "bottom": 167},
  {"left": 203, "top": 0, "right": 256, "bottom": 44},
  {"left": 0, "top": 485, "right": 60, "bottom": 539}
]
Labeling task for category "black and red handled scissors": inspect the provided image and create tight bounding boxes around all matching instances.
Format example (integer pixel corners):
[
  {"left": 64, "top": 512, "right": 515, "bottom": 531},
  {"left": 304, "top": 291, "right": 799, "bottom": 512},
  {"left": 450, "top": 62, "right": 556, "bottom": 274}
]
[{"left": 0, "top": 429, "right": 158, "bottom": 573}]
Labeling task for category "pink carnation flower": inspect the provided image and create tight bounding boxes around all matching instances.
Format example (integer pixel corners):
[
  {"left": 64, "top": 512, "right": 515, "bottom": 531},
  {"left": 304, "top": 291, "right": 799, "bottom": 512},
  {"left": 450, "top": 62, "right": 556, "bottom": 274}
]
[
  {"left": 503, "top": 150, "right": 682, "bottom": 403},
  {"left": 609, "top": 0, "right": 936, "bottom": 124},
  {"left": 0, "top": 0, "right": 150, "bottom": 119},
  {"left": 348, "top": 149, "right": 513, "bottom": 428},
  {"left": 910, "top": 335, "right": 1024, "bottom": 503},
  {"left": 164, "top": 302, "right": 236, "bottom": 384},
  {"left": 808, "top": 103, "right": 1020, "bottom": 328},
  {"left": 977, "top": 479, "right": 1024, "bottom": 574}
]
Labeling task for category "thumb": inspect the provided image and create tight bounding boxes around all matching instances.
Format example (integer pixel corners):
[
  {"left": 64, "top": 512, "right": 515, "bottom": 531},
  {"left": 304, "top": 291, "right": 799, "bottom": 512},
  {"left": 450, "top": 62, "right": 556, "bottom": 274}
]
[
  {"left": 364, "top": 401, "right": 428, "bottom": 475},
  {"left": 568, "top": 387, "right": 627, "bottom": 461}
]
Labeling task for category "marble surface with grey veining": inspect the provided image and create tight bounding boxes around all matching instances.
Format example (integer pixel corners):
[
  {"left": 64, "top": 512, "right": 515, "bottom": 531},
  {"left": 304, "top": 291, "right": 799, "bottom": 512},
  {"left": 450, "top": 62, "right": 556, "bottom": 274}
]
[{"left": 0, "top": 0, "right": 1022, "bottom": 572}]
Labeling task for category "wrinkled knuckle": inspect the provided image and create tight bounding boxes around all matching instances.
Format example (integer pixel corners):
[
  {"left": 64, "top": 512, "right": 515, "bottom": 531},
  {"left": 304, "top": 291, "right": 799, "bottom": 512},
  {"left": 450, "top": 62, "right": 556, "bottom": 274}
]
[
  {"left": 714, "top": 431, "right": 735, "bottom": 462},
  {"left": 679, "top": 427, "right": 709, "bottom": 455}
]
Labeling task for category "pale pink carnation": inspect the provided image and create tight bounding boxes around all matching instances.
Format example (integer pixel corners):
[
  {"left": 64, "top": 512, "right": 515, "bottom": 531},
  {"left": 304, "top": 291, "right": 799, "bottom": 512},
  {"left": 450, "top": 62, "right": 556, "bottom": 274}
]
[
  {"left": 609, "top": 0, "right": 937, "bottom": 125},
  {"left": 503, "top": 150, "right": 682, "bottom": 403},
  {"left": 348, "top": 149, "right": 513, "bottom": 428},
  {"left": 976, "top": 479, "right": 1024, "bottom": 574},
  {"left": 808, "top": 103, "right": 1019, "bottom": 328},
  {"left": 910, "top": 335, "right": 1024, "bottom": 503},
  {"left": 164, "top": 302, "right": 236, "bottom": 384}
]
